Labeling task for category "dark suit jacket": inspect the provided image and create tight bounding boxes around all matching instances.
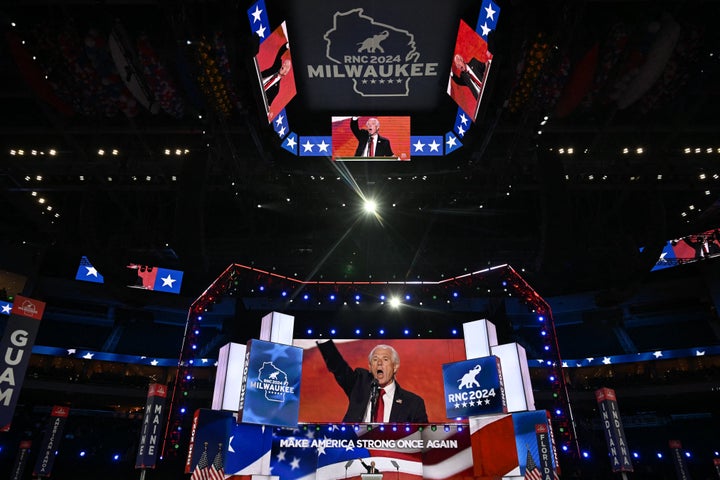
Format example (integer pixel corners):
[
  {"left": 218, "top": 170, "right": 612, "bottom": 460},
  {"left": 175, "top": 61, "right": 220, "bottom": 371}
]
[
  {"left": 350, "top": 118, "right": 394, "bottom": 157},
  {"left": 451, "top": 57, "right": 486, "bottom": 99},
  {"left": 317, "top": 339, "right": 428, "bottom": 423},
  {"left": 261, "top": 43, "right": 289, "bottom": 106},
  {"left": 360, "top": 459, "right": 380, "bottom": 474}
]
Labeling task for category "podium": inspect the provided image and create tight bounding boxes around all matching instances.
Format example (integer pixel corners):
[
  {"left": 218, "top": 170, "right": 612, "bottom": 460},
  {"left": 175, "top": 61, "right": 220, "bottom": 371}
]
[{"left": 361, "top": 475, "right": 383, "bottom": 480}]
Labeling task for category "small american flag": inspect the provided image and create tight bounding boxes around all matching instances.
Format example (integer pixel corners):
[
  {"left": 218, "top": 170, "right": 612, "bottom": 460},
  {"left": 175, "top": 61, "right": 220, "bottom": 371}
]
[
  {"left": 191, "top": 443, "right": 211, "bottom": 480},
  {"left": 524, "top": 449, "right": 542, "bottom": 480}
]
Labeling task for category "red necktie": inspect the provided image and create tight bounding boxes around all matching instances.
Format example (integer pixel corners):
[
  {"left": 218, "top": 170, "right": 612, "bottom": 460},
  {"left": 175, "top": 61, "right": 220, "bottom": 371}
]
[
  {"left": 368, "top": 138, "right": 375, "bottom": 157},
  {"left": 374, "top": 388, "right": 385, "bottom": 422},
  {"left": 263, "top": 73, "right": 278, "bottom": 90}
]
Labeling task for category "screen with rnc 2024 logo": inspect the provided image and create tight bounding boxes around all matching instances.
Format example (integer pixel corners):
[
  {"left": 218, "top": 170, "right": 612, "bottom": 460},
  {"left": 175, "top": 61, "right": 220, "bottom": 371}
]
[
  {"left": 442, "top": 356, "right": 507, "bottom": 418},
  {"left": 238, "top": 339, "right": 303, "bottom": 427}
]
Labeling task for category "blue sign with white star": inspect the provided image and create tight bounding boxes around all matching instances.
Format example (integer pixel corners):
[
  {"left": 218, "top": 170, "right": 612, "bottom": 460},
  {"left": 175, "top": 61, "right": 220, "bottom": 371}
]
[
  {"left": 272, "top": 109, "right": 290, "bottom": 139},
  {"left": 410, "top": 136, "right": 444, "bottom": 156},
  {"left": 282, "top": 132, "right": 299, "bottom": 155},
  {"left": 442, "top": 356, "right": 507, "bottom": 419},
  {"left": 453, "top": 107, "right": 473, "bottom": 138},
  {"left": 247, "top": 0, "right": 270, "bottom": 43},
  {"left": 444, "top": 132, "right": 463, "bottom": 154},
  {"left": 298, "top": 136, "right": 332, "bottom": 157},
  {"left": 75, "top": 256, "right": 104, "bottom": 284},
  {"left": 477, "top": 0, "right": 500, "bottom": 38},
  {"left": 152, "top": 268, "right": 183, "bottom": 294}
]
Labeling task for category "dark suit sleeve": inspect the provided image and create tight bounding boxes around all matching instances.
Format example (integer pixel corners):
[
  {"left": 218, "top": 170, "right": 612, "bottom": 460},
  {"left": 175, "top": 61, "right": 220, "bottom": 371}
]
[
  {"left": 261, "top": 43, "right": 289, "bottom": 77},
  {"left": 316, "top": 339, "right": 357, "bottom": 398}
]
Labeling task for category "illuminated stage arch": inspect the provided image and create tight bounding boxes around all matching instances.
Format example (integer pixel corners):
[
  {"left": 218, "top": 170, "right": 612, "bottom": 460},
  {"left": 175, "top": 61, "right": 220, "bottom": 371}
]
[{"left": 162, "top": 263, "right": 578, "bottom": 465}]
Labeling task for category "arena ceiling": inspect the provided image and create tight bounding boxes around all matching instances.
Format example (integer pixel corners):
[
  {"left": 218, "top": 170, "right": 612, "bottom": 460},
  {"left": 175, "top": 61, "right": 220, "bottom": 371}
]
[{"left": 1, "top": 0, "right": 719, "bottom": 305}]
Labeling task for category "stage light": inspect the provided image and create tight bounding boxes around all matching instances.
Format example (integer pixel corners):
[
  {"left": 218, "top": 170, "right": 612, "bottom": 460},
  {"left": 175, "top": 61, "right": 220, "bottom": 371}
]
[
  {"left": 452, "top": 291, "right": 459, "bottom": 298},
  {"left": 632, "top": 452, "right": 639, "bottom": 459},
  {"left": 379, "top": 329, "right": 385, "bottom": 335},
  {"left": 355, "top": 329, "right": 361, "bottom": 335},
  {"left": 113, "top": 454, "right": 121, "bottom": 461},
  {"left": 555, "top": 409, "right": 562, "bottom": 415},
  {"left": 404, "top": 294, "right": 411, "bottom": 301},
  {"left": 549, "top": 376, "right": 555, "bottom": 382},
  {"left": 330, "top": 329, "right": 336, "bottom": 335},
  {"left": 329, "top": 294, "right": 336, "bottom": 301},
  {"left": 355, "top": 294, "right": 361, "bottom": 301},
  {"left": 582, "top": 451, "right": 589, "bottom": 459},
  {"left": 281, "top": 291, "right": 287, "bottom": 297},
  {"left": 538, "top": 316, "right": 544, "bottom": 322},
  {"left": 259, "top": 285, "right": 265, "bottom": 291},
  {"left": 303, "top": 293, "right": 309, "bottom": 301},
  {"left": 685, "top": 451, "right": 691, "bottom": 458},
  {"left": 544, "top": 345, "right": 550, "bottom": 351},
  {"left": 364, "top": 199, "right": 377, "bottom": 214},
  {"left": 444, "top": 425, "right": 450, "bottom": 432},
  {"left": 657, "top": 452, "right": 663, "bottom": 459},
  {"left": 561, "top": 445, "right": 568, "bottom": 452},
  {"left": 79, "top": 450, "right": 86, "bottom": 457},
  {"left": 380, "top": 294, "right": 386, "bottom": 301},
  {"left": 180, "top": 407, "right": 186, "bottom": 414},
  {"left": 306, "top": 329, "right": 313, "bottom": 335},
  {"left": 403, "top": 329, "right": 410, "bottom": 335},
  {"left": 389, "top": 297, "right": 401, "bottom": 308},
  {"left": 451, "top": 329, "right": 457, "bottom": 335}
]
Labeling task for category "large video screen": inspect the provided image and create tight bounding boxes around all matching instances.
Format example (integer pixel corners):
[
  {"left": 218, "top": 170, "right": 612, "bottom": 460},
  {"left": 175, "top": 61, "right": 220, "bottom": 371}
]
[
  {"left": 253, "top": 22, "right": 297, "bottom": 122},
  {"left": 285, "top": 0, "right": 467, "bottom": 111},
  {"left": 293, "top": 338, "right": 467, "bottom": 423},
  {"left": 447, "top": 20, "right": 492, "bottom": 121},
  {"left": 331, "top": 116, "right": 411, "bottom": 161}
]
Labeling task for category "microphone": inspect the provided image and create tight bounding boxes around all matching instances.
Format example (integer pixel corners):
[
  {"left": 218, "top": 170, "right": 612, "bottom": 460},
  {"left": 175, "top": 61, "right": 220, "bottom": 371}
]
[{"left": 369, "top": 378, "right": 379, "bottom": 421}]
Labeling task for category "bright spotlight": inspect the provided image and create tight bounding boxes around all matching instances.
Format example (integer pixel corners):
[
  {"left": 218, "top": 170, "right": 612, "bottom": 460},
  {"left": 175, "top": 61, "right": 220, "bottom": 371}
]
[
  {"left": 363, "top": 199, "right": 377, "bottom": 214},
  {"left": 389, "top": 297, "right": 401, "bottom": 308}
]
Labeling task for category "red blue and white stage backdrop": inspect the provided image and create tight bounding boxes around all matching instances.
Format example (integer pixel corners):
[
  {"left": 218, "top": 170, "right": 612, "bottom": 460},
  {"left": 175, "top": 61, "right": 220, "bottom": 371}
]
[{"left": 293, "top": 339, "right": 467, "bottom": 424}]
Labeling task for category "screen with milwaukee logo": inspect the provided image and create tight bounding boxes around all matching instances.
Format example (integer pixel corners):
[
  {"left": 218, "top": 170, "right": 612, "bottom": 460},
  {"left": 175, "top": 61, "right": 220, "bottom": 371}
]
[{"left": 293, "top": 338, "right": 467, "bottom": 423}]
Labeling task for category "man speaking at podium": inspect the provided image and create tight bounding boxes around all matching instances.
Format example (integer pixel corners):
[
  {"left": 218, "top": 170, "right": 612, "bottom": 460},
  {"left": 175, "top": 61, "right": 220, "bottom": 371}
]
[{"left": 317, "top": 340, "right": 428, "bottom": 423}]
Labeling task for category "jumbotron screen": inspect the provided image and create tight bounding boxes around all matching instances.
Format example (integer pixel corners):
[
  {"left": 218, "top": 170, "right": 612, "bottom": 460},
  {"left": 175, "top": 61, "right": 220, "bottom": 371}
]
[
  {"left": 283, "top": 0, "right": 468, "bottom": 111},
  {"left": 293, "top": 338, "right": 467, "bottom": 423},
  {"left": 331, "top": 116, "right": 411, "bottom": 161}
]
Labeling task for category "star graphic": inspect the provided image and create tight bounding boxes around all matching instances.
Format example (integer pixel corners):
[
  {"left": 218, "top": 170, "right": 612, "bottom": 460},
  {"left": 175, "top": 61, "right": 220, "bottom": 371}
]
[
  {"left": 586, "top": 357, "right": 594, "bottom": 363},
  {"left": 285, "top": 136, "right": 297, "bottom": 149},
  {"left": 161, "top": 275, "right": 176, "bottom": 287},
  {"left": 151, "top": 359, "right": 159, "bottom": 366},
  {"left": 256, "top": 25, "right": 266, "bottom": 38},
  {"left": 484, "top": 399, "right": 490, "bottom": 405},
  {"left": 461, "top": 401, "right": 467, "bottom": 408},
  {"left": 316, "top": 436, "right": 328, "bottom": 455},
  {"left": 83, "top": 352, "right": 95, "bottom": 359},
  {"left": 289, "top": 457, "right": 301, "bottom": 470},
  {"left": 412, "top": 139, "right": 426, "bottom": 151},
  {"left": 428, "top": 140, "right": 441, "bottom": 152},
  {"left": 446, "top": 136, "right": 457, "bottom": 148},
  {"left": 67, "top": 348, "right": 76, "bottom": 355},
  {"left": 457, "top": 125, "right": 466, "bottom": 137},
  {"left": 275, "top": 114, "right": 285, "bottom": 126},
  {"left": 250, "top": 5, "right": 263, "bottom": 23},
  {"left": 344, "top": 442, "right": 354, "bottom": 452},
  {"left": 480, "top": 22, "right": 492, "bottom": 37},
  {"left": 317, "top": 140, "right": 330, "bottom": 153},
  {"left": 276, "top": 450, "right": 286, "bottom": 462},
  {"left": 469, "top": 400, "right": 475, "bottom": 407},
  {"left": 562, "top": 362, "right": 568, "bottom": 368},
  {"left": 602, "top": 357, "right": 612, "bottom": 365},
  {"left": 85, "top": 266, "right": 98, "bottom": 277},
  {"left": 454, "top": 403, "right": 460, "bottom": 409},
  {"left": 302, "top": 140, "right": 314, "bottom": 152},
  {"left": 277, "top": 125, "right": 286, "bottom": 137},
  {"left": 653, "top": 351, "right": 663, "bottom": 359},
  {"left": 459, "top": 113, "right": 469, "bottom": 125},
  {"left": 696, "top": 350, "right": 705, "bottom": 356},
  {"left": 1, "top": 303, "right": 10, "bottom": 314},
  {"left": 484, "top": 3, "right": 497, "bottom": 21}
]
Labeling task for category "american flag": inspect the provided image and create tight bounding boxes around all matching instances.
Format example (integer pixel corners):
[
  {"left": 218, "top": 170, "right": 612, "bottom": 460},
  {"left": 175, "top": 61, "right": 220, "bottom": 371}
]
[
  {"left": 524, "top": 449, "right": 542, "bottom": 480},
  {"left": 209, "top": 443, "right": 225, "bottom": 480},
  {"left": 191, "top": 443, "right": 210, "bottom": 480}
]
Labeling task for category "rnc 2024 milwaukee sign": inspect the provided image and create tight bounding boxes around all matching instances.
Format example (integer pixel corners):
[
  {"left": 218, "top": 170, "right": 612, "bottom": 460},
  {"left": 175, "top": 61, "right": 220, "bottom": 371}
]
[{"left": 286, "top": 0, "right": 468, "bottom": 111}]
